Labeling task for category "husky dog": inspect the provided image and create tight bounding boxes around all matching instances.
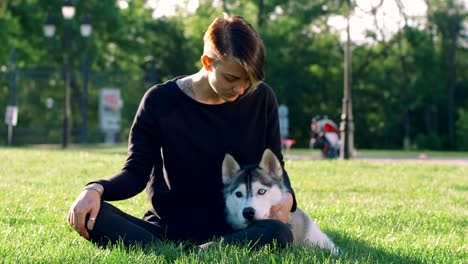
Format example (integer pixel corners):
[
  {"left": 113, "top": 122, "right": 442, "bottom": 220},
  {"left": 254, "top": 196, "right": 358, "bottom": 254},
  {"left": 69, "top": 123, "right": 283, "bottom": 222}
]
[{"left": 222, "top": 149, "right": 338, "bottom": 254}]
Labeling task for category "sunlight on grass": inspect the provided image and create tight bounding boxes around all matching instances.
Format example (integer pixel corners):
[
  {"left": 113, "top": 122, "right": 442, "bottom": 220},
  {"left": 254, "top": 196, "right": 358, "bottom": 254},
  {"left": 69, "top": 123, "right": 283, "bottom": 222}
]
[{"left": 0, "top": 147, "right": 466, "bottom": 263}]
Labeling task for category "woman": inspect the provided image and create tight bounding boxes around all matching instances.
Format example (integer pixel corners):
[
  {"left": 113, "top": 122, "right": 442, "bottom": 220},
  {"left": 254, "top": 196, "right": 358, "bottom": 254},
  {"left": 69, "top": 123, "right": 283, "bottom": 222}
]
[{"left": 68, "top": 13, "right": 297, "bottom": 249}]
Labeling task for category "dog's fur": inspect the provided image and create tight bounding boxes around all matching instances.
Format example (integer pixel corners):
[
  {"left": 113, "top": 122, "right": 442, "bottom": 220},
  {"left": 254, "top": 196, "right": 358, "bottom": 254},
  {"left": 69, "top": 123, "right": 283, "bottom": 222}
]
[{"left": 222, "top": 149, "right": 338, "bottom": 254}]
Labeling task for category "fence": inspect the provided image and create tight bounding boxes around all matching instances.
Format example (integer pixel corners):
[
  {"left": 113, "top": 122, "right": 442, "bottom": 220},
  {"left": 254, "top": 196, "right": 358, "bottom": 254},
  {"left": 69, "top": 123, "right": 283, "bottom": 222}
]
[{"left": 1, "top": 65, "right": 147, "bottom": 146}]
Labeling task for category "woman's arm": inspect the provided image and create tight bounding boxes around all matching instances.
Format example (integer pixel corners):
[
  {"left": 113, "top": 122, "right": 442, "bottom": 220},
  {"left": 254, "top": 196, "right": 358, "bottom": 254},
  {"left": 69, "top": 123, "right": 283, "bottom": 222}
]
[{"left": 90, "top": 86, "right": 162, "bottom": 201}]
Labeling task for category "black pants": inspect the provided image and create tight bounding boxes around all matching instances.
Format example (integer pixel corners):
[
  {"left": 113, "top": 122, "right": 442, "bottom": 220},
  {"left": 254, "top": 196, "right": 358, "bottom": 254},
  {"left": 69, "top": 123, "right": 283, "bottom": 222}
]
[{"left": 88, "top": 202, "right": 293, "bottom": 249}]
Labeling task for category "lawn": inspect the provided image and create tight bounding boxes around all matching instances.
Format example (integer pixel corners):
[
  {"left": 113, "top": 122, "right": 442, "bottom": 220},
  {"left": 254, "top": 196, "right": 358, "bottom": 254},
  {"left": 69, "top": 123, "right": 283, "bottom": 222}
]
[{"left": 0, "top": 146, "right": 466, "bottom": 263}]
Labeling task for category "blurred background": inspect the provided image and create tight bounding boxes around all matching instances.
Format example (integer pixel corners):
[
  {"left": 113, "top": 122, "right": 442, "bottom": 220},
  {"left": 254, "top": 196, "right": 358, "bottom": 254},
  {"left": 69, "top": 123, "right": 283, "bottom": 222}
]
[{"left": 0, "top": 0, "right": 467, "bottom": 151}]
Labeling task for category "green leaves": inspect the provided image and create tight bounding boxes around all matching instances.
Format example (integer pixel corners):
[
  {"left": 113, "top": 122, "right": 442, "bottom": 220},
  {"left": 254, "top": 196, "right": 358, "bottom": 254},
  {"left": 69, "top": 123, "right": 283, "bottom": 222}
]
[{"left": 0, "top": 1, "right": 467, "bottom": 150}]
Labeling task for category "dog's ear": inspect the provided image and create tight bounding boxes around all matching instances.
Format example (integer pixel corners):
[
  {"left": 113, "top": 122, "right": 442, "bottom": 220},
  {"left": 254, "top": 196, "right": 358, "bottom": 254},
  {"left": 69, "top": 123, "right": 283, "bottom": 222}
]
[
  {"left": 259, "top": 149, "right": 283, "bottom": 180},
  {"left": 222, "top": 153, "right": 240, "bottom": 184}
]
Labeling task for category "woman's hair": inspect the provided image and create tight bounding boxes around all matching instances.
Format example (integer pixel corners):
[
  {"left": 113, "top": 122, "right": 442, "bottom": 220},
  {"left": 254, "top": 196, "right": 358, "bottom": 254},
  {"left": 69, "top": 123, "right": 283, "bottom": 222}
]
[{"left": 203, "top": 13, "right": 266, "bottom": 93}]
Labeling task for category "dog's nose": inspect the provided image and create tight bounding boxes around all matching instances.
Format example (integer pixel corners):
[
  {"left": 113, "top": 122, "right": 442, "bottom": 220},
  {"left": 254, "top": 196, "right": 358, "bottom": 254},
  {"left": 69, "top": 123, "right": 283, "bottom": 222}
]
[{"left": 242, "top": 207, "right": 255, "bottom": 220}]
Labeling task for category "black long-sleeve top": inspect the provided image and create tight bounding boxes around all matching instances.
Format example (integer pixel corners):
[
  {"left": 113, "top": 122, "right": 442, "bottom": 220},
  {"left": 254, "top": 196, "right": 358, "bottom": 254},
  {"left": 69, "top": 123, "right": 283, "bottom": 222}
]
[{"left": 93, "top": 77, "right": 297, "bottom": 241}]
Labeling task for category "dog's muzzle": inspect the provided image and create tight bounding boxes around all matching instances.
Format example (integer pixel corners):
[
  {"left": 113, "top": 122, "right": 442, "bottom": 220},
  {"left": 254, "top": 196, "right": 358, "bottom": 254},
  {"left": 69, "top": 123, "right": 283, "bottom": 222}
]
[{"left": 242, "top": 207, "right": 255, "bottom": 220}]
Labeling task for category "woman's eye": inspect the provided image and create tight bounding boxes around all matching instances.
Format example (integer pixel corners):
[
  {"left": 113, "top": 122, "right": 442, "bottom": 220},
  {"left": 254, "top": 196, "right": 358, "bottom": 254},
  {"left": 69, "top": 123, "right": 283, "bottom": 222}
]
[
  {"left": 235, "top": 191, "right": 243, "bottom": 198},
  {"left": 258, "top": 189, "right": 266, "bottom": 195}
]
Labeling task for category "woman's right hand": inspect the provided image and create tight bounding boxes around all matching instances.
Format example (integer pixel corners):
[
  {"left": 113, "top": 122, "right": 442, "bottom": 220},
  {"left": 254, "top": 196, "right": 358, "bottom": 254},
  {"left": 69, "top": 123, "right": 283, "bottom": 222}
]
[{"left": 67, "top": 188, "right": 101, "bottom": 240}]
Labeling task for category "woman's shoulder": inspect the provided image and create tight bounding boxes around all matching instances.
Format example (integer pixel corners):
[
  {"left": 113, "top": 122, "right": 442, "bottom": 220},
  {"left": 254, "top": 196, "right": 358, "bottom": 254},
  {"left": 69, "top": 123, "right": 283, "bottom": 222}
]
[
  {"left": 142, "top": 77, "right": 182, "bottom": 101},
  {"left": 147, "top": 78, "right": 179, "bottom": 95},
  {"left": 247, "top": 81, "right": 277, "bottom": 101},
  {"left": 136, "top": 78, "right": 185, "bottom": 113},
  {"left": 250, "top": 82, "right": 274, "bottom": 95},
  {"left": 261, "top": 81, "right": 275, "bottom": 92}
]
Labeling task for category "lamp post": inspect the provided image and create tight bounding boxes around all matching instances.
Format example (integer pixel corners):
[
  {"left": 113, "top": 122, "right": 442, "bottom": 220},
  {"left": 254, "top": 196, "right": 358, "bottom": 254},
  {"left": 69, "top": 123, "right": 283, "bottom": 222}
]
[
  {"left": 43, "top": 1, "right": 91, "bottom": 148},
  {"left": 62, "top": 0, "right": 74, "bottom": 149},
  {"left": 338, "top": 0, "right": 355, "bottom": 159},
  {"left": 80, "top": 14, "right": 92, "bottom": 144},
  {"left": 6, "top": 51, "right": 18, "bottom": 146}
]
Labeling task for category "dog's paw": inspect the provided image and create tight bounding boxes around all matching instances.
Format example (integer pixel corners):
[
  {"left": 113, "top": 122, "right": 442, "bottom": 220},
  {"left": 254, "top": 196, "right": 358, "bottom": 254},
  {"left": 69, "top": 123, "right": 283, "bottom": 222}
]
[{"left": 331, "top": 246, "right": 341, "bottom": 256}]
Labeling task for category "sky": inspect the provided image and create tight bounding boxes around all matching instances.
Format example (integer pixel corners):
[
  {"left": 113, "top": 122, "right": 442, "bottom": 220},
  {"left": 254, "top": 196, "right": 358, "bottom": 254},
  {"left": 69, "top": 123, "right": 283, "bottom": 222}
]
[
  {"left": 118, "top": 0, "right": 467, "bottom": 43},
  {"left": 328, "top": 0, "right": 429, "bottom": 43}
]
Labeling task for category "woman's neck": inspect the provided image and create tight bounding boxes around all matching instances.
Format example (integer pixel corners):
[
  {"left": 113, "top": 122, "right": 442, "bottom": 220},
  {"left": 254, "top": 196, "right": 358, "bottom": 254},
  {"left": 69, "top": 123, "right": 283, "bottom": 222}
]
[{"left": 179, "top": 70, "right": 226, "bottom": 104}]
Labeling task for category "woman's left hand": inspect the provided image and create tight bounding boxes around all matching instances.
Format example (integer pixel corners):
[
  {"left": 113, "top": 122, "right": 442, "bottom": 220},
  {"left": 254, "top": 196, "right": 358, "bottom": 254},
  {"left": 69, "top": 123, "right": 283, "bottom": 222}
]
[{"left": 269, "top": 192, "right": 293, "bottom": 223}]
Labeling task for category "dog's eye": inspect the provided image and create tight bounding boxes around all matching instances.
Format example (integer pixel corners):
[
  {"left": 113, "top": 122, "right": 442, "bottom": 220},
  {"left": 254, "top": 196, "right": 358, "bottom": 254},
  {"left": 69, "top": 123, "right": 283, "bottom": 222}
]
[
  {"left": 235, "top": 191, "right": 243, "bottom": 198},
  {"left": 258, "top": 189, "right": 267, "bottom": 195}
]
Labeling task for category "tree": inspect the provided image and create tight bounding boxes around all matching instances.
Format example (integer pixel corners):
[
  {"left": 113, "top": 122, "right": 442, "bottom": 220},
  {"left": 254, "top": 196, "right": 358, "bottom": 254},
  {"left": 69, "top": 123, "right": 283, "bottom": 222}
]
[
  {"left": 1, "top": 0, "right": 467, "bottom": 149},
  {"left": 428, "top": 0, "right": 466, "bottom": 149}
]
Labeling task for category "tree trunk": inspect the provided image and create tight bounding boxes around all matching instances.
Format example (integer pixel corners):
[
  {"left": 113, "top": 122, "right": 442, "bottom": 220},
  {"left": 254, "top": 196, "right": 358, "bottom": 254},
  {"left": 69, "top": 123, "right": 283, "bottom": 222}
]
[{"left": 258, "top": 0, "right": 265, "bottom": 27}]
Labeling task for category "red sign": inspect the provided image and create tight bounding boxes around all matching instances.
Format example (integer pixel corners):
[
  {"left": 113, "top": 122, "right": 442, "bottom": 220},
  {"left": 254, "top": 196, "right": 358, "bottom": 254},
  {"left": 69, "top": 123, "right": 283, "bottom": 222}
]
[{"left": 281, "top": 139, "right": 296, "bottom": 148}]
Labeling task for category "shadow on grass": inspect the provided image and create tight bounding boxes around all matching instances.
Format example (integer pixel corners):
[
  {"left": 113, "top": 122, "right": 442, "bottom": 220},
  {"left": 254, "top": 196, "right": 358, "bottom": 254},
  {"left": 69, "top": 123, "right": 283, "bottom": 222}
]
[
  {"left": 99, "top": 231, "right": 427, "bottom": 264},
  {"left": 327, "top": 230, "right": 424, "bottom": 264}
]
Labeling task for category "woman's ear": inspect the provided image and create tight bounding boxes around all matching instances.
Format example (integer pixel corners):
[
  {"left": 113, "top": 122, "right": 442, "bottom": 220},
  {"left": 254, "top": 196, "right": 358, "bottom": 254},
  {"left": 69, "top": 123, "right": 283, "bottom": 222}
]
[{"left": 201, "top": 55, "right": 214, "bottom": 71}]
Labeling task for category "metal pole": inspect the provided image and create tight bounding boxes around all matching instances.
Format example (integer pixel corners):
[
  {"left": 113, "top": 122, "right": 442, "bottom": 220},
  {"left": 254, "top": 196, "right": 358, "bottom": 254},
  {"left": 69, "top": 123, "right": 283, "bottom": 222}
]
[
  {"left": 7, "top": 125, "right": 13, "bottom": 146},
  {"left": 340, "top": 0, "right": 355, "bottom": 159},
  {"left": 7, "top": 51, "right": 17, "bottom": 146},
  {"left": 63, "top": 23, "right": 71, "bottom": 149}
]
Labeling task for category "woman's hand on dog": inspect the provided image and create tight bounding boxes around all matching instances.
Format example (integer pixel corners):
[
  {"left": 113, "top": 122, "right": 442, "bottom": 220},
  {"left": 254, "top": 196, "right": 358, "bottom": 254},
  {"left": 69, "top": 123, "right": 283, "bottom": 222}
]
[
  {"left": 67, "top": 190, "right": 101, "bottom": 240},
  {"left": 269, "top": 192, "right": 293, "bottom": 223}
]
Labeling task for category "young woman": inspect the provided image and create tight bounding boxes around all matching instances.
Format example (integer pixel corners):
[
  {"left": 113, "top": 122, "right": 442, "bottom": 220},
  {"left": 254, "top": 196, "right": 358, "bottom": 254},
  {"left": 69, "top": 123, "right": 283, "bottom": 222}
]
[{"left": 68, "top": 13, "right": 297, "bottom": 249}]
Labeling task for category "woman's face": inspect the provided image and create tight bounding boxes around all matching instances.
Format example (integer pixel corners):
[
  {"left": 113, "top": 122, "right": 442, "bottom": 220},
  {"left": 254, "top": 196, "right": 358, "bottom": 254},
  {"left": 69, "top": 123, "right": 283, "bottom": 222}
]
[{"left": 207, "top": 57, "right": 250, "bottom": 103}]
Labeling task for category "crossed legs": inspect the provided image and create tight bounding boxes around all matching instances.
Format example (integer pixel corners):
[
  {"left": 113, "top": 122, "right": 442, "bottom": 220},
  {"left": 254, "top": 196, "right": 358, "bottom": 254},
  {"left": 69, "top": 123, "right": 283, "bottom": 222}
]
[{"left": 88, "top": 202, "right": 293, "bottom": 249}]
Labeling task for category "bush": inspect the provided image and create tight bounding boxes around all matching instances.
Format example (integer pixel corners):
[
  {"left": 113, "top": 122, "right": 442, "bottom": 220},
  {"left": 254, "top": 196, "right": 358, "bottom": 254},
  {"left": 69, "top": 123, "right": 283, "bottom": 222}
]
[{"left": 414, "top": 133, "right": 444, "bottom": 150}]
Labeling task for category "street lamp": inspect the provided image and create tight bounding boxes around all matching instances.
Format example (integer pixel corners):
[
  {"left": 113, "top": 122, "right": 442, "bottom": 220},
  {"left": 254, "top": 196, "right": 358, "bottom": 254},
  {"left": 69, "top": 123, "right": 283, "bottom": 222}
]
[
  {"left": 62, "top": 0, "right": 76, "bottom": 19},
  {"left": 43, "top": 13, "right": 56, "bottom": 38},
  {"left": 337, "top": 0, "right": 355, "bottom": 159},
  {"left": 80, "top": 15, "right": 92, "bottom": 37},
  {"left": 43, "top": 1, "right": 91, "bottom": 148},
  {"left": 43, "top": 13, "right": 56, "bottom": 66}
]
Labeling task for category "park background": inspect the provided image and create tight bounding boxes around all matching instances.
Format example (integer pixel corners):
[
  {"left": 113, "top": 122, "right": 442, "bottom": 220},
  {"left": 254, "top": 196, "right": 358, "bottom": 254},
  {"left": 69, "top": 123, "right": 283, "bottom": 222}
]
[{"left": 0, "top": 0, "right": 467, "bottom": 151}]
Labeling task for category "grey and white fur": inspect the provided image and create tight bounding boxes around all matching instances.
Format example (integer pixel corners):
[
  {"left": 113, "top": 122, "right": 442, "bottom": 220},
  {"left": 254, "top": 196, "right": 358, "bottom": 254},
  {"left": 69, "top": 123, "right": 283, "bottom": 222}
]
[{"left": 222, "top": 149, "right": 339, "bottom": 255}]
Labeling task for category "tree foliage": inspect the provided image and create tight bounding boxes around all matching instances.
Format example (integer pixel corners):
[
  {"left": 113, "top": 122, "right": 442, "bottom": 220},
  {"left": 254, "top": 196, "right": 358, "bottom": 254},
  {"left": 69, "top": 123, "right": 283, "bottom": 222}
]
[{"left": 0, "top": 0, "right": 467, "bottom": 150}]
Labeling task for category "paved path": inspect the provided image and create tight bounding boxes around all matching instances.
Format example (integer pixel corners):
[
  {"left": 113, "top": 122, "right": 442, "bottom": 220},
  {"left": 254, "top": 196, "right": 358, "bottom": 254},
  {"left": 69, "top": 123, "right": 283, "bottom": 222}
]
[
  {"left": 356, "top": 157, "right": 468, "bottom": 165},
  {"left": 285, "top": 153, "right": 468, "bottom": 166}
]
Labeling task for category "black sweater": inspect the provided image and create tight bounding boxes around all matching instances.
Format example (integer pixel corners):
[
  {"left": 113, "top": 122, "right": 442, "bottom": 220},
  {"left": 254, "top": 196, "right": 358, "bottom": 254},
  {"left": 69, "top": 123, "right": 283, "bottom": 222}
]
[{"left": 93, "top": 77, "right": 296, "bottom": 240}]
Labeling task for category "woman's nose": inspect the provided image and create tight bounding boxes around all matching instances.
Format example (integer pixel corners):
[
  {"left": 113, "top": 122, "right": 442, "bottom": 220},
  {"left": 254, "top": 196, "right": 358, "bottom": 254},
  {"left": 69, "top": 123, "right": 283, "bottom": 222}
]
[
  {"left": 232, "top": 85, "right": 245, "bottom": 95},
  {"left": 233, "top": 81, "right": 248, "bottom": 95}
]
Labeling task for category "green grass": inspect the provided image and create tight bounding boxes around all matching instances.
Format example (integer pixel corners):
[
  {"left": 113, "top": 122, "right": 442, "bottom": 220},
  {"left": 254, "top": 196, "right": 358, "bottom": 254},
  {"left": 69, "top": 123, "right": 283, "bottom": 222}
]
[{"left": 0, "top": 146, "right": 466, "bottom": 263}]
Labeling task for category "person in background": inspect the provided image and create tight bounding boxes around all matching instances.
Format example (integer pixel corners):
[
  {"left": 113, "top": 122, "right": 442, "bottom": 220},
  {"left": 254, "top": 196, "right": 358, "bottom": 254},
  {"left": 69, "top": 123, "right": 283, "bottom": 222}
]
[{"left": 310, "top": 117, "right": 340, "bottom": 159}]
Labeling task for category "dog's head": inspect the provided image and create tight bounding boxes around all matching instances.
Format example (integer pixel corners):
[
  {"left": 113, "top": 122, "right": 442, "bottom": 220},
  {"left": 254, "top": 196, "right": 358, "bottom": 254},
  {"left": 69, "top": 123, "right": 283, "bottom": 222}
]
[{"left": 221, "top": 149, "right": 285, "bottom": 229}]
